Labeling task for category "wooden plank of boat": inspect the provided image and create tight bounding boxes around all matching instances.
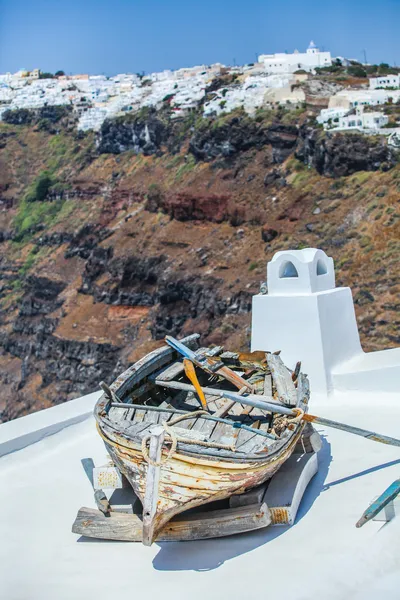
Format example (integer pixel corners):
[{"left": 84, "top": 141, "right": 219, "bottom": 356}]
[
  {"left": 266, "top": 353, "right": 297, "bottom": 406},
  {"left": 123, "top": 421, "right": 152, "bottom": 438},
  {"left": 107, "top": 333, "right": 200, "bottom": 403},
  {"left": 154, "top": 361, "right": 185, "bottom": 382},
  {"left": 72, "top": 502, "right": 271, "bottom": 542},
  {"left": 263, "top": 373, "right": 272, "bottom": 397},
  {"left": 110, "top": 406, "right": 133, "bottom": 424},
  {"left": 205, "top": 345, "right": 224, "bottom": 357},
  {"left": 142, "top": 425, "right": 165, "bottom": 546},
  {"left": 234, "top": 428, "right": 260, "bottom": 453},
  {"left": 143, "top": 408, "right": 160, "bottom": 425},
  {"left": 296, "top": 372, "right": 310, "bottom": 405},
  {"left": 209, "top": 389, "right": 247, "bottom": 446},
  {"left": 133, "top": 407, "right": 146, "bottom": 423},
  {"left": 171, "top": 393, "right": 202, "bottom": 430},
  {"left": 157, "top": 401, "right": 173, "bottom": 424},
  {"left": 214, "top": 399, "right": 236, "bottom": 418},
  {"left": 150, "top": 347, "right": 216, "bottom": 384}
]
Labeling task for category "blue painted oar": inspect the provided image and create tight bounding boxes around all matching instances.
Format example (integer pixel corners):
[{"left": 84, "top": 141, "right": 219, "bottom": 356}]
[
  {"left": 165, "top": 335, "right": 253, "bottom": 391},
  {"left": 356, "top": 478, "right": 400, "bottom": 528}
]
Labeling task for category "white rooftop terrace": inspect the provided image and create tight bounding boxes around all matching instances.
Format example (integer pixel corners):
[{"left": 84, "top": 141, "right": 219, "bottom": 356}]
[{"left": 1, "top": 248, "right": 400, "bottom": 599}]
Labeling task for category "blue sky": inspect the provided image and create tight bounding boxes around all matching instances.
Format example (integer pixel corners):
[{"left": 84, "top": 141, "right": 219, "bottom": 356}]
[{"left": 0, "top": 0, "right": 399, "bottom": 75}]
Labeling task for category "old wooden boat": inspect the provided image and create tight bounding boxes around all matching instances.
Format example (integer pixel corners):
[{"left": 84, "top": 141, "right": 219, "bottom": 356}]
[{"left": 94, "top": 333, "right": 310, "bottom": 545}]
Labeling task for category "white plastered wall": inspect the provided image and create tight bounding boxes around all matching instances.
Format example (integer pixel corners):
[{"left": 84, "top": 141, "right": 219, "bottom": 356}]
[{"left": 251, "top": 248, "right": 400, "bottom": 399}]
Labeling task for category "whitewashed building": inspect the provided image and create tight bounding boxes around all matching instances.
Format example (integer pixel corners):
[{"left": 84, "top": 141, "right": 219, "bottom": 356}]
[
  {"left": 259, "top": 41, "right": 332, "bottom": 75},
  {"left": 317, "top": 107, "right": 350, "bottom": 125},
  {"left": 326, "top": 106, "right": 388, "bottom": 131},
  {"left": 369, "top": 75, "right": 400, "bottom": 89},
  {"left": 329, "top": 88, "right": 400, "bottom": 109}
]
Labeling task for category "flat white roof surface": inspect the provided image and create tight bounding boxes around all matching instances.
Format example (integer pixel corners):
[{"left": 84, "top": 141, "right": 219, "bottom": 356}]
[{"left": 1, "top": 391, "right": 400, "bottom": 600}]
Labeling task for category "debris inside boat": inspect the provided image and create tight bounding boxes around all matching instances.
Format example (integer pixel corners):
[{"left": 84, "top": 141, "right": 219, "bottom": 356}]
[{"left": 72, "top": 333, "right": 323, "bottom": 545}]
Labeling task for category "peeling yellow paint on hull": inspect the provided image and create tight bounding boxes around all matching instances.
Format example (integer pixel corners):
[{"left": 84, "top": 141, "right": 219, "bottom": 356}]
[{"left": 99, "top": 422, "right": 304, "bottom": 540}]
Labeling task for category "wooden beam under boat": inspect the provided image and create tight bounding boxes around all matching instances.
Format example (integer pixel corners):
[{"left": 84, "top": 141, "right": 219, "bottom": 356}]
[{"left": 72, "top": 502, "right": 271, "bottom": 542}]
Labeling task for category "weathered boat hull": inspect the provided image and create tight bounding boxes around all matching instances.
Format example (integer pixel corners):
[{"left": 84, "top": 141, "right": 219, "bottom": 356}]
[
  {"left": 94, "top": 334, "right": 309, "bottom": 544},
  {"left": 97, "top": 419, "right": 305, "bottom": 540}
]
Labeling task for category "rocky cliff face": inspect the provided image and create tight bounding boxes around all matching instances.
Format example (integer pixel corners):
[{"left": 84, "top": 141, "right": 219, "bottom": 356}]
[
  {"left": 296, "top": 126, "right": 397, "bottom": 177},
  {"left": 98, "top": 111, "right": 169, "bottom": 155},
  {"left": 0, "top": 105, "right": 399, "bottom": 421},
  {"left": 189, "top": 117, "right": 298, "bottom": 163}
]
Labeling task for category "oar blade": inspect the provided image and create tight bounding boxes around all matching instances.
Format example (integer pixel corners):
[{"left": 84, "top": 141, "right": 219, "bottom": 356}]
[
  {"left": 356, "top": 478, "right": 400, "bottom": 528},
  {"left": 183, "top": 359, "right": 208, "bottom": 411}
]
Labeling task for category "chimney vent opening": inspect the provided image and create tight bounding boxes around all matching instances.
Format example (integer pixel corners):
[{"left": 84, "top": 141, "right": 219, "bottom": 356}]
[
  {"left": 316, "top": 259, "right": 328, "bottom": 276},
  {"left": 279, "top": 261, "right": 299, "bottom": 278}
]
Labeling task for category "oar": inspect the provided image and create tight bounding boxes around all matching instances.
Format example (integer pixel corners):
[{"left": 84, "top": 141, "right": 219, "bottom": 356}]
[
  {"left": 165, "top": 335, "right": 254, "bottom": 392},
  {"left": 155, "top": 379, "right": 400, "bottom": 449},
  {"left": 356, "top": 478, "right": 400, "bottom": 528},
  {"left": 183, "top": 359, "right": 208, "bottom": 410},
  {"left": 303, "top": 414, "right": 400, "bottom": 448}
]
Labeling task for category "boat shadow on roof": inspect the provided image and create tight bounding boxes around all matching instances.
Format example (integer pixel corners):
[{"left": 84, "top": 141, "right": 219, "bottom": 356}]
[{"left": 151, "top": 436, "right": 332, "bottom": 572}]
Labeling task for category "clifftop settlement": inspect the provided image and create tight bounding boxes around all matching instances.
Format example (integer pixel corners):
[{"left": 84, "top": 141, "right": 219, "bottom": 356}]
[{"left": 0, "top": 41, "right": 399, "bottom": 138}]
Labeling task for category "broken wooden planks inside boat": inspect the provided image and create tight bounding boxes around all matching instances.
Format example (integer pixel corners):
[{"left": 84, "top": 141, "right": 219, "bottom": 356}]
[{"left": 94, "top": 333, "right": 309, "bottom": 545}]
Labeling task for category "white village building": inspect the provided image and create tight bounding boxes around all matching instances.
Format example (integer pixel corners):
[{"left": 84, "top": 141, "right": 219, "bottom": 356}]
[
  {"left": 329, "top": 88, "right": 400, "bottom": 110},
  {"left": 259, "top": 41, "right": 332, "bottom": 75},
  {"left": 316, "top": 107, "right": 349, "bottom": 125},
  {"left": 319, "top": 106, "right": 388, "bottom": 131},
  {"left": 369, "top": 75, "right": 400, "bottom": 90}
]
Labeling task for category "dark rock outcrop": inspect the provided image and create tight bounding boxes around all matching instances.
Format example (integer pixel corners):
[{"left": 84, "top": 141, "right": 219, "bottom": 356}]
[
  {"left": 19, "top": 276, "right": 66, "bottom": 316},
  {"left": 296, "top": 127, "right": 397, "bottom": 177},
  {"left": 64, "top": 224, "right": 112, "bottom": 259},
  {"left": 79, "top": 246, "right": 114, "bottom": 293},
  {"left": 264, "top": 169, "right": 286, "bottom": 188},
  {"left": 261, "top": 227, "right": 279, "bottom": 243},
  {"left": 189, "top": 116, "right": 298, "bottom": 163},
  {"left": 98, "top": 112, "right": 169, "bottom": 155}
]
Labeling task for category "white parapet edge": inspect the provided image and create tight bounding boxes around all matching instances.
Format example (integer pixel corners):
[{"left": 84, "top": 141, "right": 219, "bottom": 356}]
[{"left": 0, "top": 390, "right": 101, "bottom": 458}]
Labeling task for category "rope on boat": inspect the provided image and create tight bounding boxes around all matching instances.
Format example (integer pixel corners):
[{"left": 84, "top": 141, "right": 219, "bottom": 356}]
[
  {"left": 141, "top": 410, "right": 237, "bottom": 467},
  {"left": 270, "top": 407, "right": 305, "bottom": 437}
]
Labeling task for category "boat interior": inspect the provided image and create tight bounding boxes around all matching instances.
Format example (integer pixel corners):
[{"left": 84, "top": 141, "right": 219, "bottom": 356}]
[{"left": 102, "top": 343, "right": 307, "bottom": 460}]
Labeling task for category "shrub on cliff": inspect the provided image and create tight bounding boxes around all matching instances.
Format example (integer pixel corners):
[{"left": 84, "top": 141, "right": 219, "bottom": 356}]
[
  {"left": 2, "top": 109, "right": 34, "bottom": 125},
  {"left": 26, "top": 171, "right": 53, "bottom": 203},
  {"left": 347, "top": 65, "right": 367, "bottom": 78},
  {"left": 2, "top": 105, "right": 73, "bottom": 132}
]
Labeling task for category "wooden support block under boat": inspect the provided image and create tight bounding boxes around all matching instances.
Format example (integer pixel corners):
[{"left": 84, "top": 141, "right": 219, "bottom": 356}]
[
  {"left": 229, "top": 481, "right": 269, "bottom": 508},
  {"left": 72, "top": 502, "right": 271, "bottom": 542},
  {"left": 264, "top": 451, "right": 318, "bottom": 526},
  {"left": 72, "top": 448, "right": 319, "bottom": 541}
]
